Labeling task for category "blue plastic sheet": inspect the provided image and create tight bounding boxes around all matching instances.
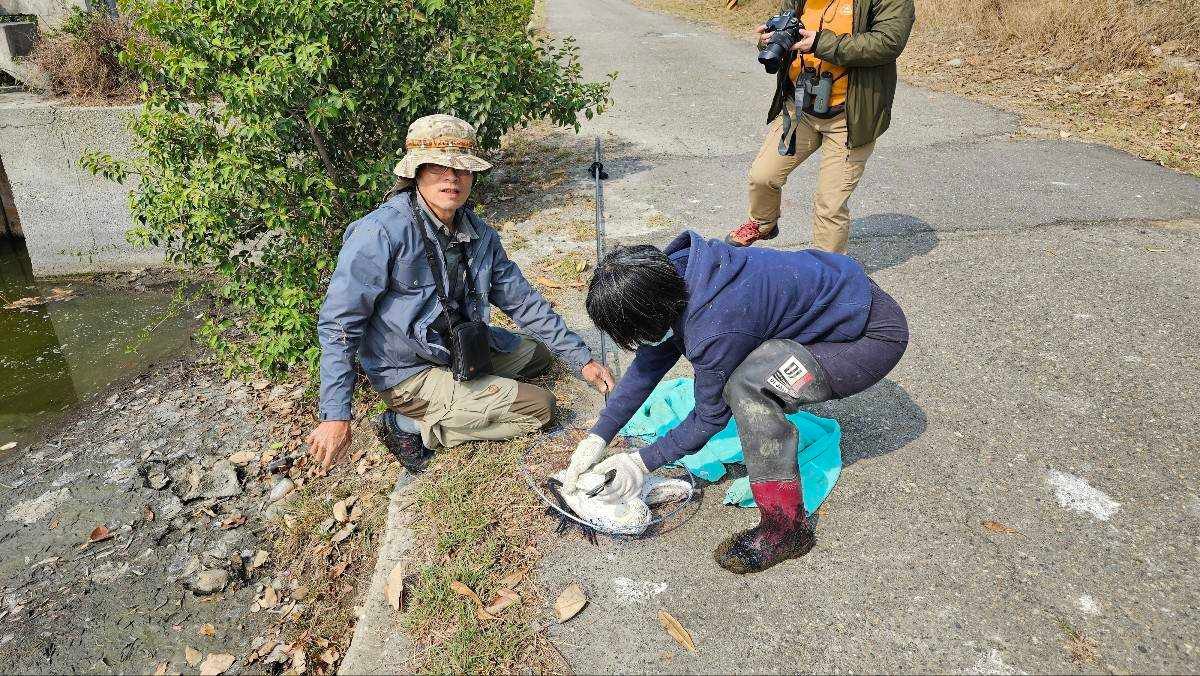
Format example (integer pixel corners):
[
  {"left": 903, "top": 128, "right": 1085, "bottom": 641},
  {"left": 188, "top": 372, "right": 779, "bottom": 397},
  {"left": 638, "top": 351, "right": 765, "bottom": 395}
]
[{"left": 618, "top": 377, "right": 843, "bottom": 514}]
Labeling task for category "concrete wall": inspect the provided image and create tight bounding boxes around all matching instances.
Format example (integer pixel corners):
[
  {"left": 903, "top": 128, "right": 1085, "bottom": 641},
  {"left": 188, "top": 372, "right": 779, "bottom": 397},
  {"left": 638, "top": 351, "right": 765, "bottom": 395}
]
[
  {"left": 0, "top": 91, "right": 163, "bottom": 275},
  {"left": 1, "top": 0, "right": 89, "bottom": 29}
]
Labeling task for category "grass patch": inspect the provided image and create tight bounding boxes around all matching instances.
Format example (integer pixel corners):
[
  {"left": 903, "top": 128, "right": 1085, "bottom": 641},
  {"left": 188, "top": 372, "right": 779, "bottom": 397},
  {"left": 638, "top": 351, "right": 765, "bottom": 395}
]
[{"left": 403, "top": 437, "right": 567, "bottom": 674}]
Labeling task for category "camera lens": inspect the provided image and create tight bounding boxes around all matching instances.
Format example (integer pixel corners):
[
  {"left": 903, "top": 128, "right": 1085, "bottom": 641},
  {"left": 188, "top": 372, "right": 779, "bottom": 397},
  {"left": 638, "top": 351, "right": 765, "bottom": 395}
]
[{"left": 758, "top": 44, "right": 785, "bottom": 73}]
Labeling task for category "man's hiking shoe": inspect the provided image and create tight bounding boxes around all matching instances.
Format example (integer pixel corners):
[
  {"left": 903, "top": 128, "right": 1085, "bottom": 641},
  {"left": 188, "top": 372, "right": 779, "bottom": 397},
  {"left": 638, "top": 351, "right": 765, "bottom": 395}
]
[
  {"left": 374, "top": 411, "right": 432, "bottom": 473},
  {"left": 724, "top": 220, "right": 779, "bottom": 247}
]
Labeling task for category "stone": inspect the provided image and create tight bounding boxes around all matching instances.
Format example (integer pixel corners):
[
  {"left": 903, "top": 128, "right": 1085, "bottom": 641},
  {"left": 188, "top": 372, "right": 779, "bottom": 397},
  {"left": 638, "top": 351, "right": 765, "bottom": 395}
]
[
  {"left": 199, "top": 460, "right": 243, "bottom": 500},
  {"left": 267, "top": 478, "right": 294, "bottom": 504},
  {"left": 188, "top": 568, "right": 229, "bottom": 595},
  {"left": 946, "top": 58, "right": 964, "bottom": 68},
  {"left": 172, "top": 462, "right": 204, "bottom": 502}
]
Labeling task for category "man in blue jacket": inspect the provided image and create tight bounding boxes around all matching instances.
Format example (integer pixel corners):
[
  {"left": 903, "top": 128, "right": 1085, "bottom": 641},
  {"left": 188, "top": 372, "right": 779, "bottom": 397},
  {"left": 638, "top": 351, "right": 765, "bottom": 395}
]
[
  {"left": 561, "top": 231, "right": 908, "bottom": 573},
  {"left": 307, "top": 115, "right": 614, "bottom": 473}
]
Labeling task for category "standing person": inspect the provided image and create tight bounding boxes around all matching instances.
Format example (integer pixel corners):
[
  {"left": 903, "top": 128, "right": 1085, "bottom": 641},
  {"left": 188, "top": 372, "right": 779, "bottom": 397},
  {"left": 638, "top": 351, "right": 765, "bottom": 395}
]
[
  {"left": 307, "top": 114, "right": 614, "bottom": 473},
  {"left": 725, "top": 0, "right": 916, "bottom": 252},
  {"left": 559, "top": 231, "right": 908, "bottom": 573}
]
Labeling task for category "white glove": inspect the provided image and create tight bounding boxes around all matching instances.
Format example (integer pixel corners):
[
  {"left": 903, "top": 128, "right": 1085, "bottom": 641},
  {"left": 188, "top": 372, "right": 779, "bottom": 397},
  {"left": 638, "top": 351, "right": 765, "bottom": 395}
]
[
  {"left": 561, "top": 433, "right": 608, "bottom": 493},
  {"left": 592, "top": 451, "right": 649, "bottom": 502}
]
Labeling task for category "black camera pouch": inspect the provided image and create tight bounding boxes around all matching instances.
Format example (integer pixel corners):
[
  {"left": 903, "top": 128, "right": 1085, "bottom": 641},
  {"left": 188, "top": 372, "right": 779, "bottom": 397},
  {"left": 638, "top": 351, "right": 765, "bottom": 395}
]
[{"left": 410, "top": 192, "right": 493, "bottom": 382}]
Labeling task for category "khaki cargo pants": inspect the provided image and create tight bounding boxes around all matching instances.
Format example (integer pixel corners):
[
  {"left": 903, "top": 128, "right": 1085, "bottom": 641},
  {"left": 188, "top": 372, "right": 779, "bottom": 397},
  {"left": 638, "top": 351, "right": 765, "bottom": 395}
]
[
  {"left": 380, "top": 336, "right": 556, "bottom": 450},
  {"left": 748, "top": 107, "right": 875, "bottom": 254}
]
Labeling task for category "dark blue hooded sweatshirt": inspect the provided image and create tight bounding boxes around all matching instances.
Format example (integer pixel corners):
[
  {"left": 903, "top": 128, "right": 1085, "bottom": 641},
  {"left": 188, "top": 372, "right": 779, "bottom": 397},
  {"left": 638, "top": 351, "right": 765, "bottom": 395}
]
[{"left": 590, "top": 231, "right": 872, "bottom": 470}]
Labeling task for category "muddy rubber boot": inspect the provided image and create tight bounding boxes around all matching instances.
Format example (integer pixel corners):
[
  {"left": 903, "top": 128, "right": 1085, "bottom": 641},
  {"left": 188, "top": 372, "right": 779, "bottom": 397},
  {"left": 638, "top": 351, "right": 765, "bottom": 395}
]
[
  {"left": 713, "top": 479, "right": 815, "bottom": 574},
  {"left": 374, "top": 411, "right": 432, "bottom": 474}
]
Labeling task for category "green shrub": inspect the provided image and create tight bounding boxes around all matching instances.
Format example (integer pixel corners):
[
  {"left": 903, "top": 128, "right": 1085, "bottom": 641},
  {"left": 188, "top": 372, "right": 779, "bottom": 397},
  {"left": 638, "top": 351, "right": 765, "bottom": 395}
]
[{"left": 83, "top": 0, "right": 612, "bottom": 378}]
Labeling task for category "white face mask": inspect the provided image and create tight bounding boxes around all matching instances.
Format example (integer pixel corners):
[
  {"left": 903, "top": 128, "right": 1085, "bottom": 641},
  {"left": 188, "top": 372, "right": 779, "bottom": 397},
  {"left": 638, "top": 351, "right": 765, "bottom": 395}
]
[{"left": 643, "top": 328, "right": 673, "bottom": 347}]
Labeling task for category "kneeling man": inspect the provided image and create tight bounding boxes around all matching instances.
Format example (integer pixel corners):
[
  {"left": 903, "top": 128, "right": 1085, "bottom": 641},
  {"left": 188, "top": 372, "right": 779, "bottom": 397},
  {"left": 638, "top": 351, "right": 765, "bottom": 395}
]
[
  {"left": 562, "top": 231, "right": 908, "bottom": 573},
  {"left": 308, "top": 115, "right": 613, "bottom": 472}
]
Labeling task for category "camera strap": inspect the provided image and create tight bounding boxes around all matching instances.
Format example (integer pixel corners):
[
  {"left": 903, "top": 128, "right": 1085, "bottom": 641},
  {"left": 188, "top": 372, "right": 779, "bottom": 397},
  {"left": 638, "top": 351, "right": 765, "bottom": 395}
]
[{"left": 408, "top": 190, "right": 477, "bottom": 328}]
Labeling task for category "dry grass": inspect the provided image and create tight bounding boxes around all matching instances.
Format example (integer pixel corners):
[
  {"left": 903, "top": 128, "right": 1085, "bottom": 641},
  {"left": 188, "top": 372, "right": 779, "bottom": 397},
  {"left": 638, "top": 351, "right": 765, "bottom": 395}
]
[
  {"left": 265, "top": 417, "right": 398, "bottom": 674},
  {"left": 903, "top": 0, "right": 1200, "bottom": 174},
  {"left": 915, "top": 0, "right": 1200, "bottom": 72},
  {"left": 1059, "top": 620, "right": 1101, "bottom": 665},
  {"left": 403, "top": 437, "right": 566, "bottom": 674},
  {"left": 30, "top": 10, "right": 146, "bottom": 104}
]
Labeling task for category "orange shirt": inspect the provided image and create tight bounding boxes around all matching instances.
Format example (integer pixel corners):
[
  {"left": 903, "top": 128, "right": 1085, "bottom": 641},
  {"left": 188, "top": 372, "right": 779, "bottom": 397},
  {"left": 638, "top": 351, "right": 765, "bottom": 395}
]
[{"left": 790, "top": 0, "right": 854, "bottom": 109}]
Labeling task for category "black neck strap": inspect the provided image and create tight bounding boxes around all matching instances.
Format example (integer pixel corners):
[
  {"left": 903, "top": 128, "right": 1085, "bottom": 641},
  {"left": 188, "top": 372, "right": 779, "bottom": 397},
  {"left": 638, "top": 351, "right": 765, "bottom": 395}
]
[{"left": 409, "top": 190, "right": 477, "bottom": 321}]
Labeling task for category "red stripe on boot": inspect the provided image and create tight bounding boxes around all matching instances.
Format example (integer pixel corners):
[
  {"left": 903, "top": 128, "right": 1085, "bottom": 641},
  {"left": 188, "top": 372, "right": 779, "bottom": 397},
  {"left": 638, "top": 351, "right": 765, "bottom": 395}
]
[{"left": 749, "top": 479, "right": 802, "bottom": 524}]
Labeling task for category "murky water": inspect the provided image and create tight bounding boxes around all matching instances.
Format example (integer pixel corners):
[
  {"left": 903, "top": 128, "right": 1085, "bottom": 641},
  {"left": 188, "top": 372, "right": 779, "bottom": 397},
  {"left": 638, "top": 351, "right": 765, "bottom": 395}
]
[{"left": 0, "top": 237, "right": 195, "bottom": 454}]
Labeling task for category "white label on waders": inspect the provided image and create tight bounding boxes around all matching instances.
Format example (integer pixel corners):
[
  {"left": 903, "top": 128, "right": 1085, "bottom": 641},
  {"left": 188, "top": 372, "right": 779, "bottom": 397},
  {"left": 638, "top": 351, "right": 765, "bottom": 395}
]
[{"left": 766, "top": 355, "right": 813, "bottom": 398}]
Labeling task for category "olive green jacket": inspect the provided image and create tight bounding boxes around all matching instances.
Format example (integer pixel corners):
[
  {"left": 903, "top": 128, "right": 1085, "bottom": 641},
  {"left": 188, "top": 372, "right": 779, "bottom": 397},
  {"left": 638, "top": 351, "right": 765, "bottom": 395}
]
[{"left": 767, "top": 0, "right": 916, "bottom": 149}]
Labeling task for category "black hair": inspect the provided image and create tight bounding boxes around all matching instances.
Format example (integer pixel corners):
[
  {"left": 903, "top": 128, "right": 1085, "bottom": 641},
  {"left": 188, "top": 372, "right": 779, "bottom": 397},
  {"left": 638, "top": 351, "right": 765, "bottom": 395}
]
[{"left": 586, "top": 244, "right": 688, "bottom": 351}]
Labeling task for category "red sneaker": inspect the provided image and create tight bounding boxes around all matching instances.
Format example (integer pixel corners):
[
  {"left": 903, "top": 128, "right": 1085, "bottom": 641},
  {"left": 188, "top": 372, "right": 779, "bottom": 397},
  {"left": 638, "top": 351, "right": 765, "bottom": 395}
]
[{"left": 724, "top": 220, "right": 779, "bottom": 247}]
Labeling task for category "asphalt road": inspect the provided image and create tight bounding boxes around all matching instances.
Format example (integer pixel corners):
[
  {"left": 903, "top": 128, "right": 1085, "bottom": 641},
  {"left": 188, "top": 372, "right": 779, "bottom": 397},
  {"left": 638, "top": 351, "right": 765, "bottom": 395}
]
[{"left": 537, "top": 0, "right": 1200, "bottom": 673}]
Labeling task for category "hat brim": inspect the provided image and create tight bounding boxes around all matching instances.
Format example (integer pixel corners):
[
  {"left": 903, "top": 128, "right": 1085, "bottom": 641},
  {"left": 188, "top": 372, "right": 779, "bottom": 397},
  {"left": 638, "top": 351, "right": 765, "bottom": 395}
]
[{"left": 393, "top": 149, "right": 493, "bottom": 180}]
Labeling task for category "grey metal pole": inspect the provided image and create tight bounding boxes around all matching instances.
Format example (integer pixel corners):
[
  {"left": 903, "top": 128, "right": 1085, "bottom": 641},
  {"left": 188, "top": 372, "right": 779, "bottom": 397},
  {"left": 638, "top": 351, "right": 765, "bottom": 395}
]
[{"left": 589, "top": 138, "right": 612, "bottom": 399}]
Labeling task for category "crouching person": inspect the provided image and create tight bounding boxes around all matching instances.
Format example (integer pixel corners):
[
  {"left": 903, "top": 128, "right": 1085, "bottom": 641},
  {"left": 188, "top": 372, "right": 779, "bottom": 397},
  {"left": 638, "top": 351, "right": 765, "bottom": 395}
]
[
  {"left": 307, "top": 115, "right": 614, "bottom": 473},
  {"left": 560, "top": 231, "right": 908, "bottom": 574}
]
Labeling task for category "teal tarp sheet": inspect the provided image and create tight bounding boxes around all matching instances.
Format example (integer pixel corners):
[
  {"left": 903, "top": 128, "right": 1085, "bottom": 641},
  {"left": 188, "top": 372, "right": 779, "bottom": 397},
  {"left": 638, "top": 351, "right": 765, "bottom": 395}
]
[{"left": 618, "top": 377, "right": 843, "bottom": 514}]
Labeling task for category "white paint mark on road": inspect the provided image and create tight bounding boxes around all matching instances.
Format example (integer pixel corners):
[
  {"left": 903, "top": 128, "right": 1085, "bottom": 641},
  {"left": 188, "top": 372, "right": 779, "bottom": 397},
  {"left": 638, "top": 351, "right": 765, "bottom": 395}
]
[
  {"left": 970, "top": 648, "right": 1023, "bottom": 675},
  {"left": 1078, "top": 595, "right": 1101, "bottom": 615},
  {"left": 612, "top": 577, "right": 668, "bottom": 600},
  {"left": 1046, "top": 470, "right": 1120, "bottom": 521},
  {"left": 5, "top": 488, "right": 69, "bottom": 525}
]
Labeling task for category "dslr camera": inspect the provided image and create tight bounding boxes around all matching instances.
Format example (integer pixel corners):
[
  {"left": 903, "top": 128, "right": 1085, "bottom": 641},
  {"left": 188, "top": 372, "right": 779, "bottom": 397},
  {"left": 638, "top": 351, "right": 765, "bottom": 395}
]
[{"left": 758, "top": 10, "right": 803, "bottom": 74}]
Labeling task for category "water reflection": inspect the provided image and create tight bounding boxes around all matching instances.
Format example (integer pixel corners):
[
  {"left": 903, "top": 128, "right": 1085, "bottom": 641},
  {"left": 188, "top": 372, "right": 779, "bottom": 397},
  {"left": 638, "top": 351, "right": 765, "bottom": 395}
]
[{"left": 0, "top": 237, "right": 195, "bottom": 452}]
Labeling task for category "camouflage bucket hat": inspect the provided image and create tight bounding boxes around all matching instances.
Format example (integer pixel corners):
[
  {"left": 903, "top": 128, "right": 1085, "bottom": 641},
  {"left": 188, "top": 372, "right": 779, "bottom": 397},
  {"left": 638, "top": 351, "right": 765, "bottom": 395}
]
[{"left": 392, "top": 114, "right": 492, "bottom": 188}]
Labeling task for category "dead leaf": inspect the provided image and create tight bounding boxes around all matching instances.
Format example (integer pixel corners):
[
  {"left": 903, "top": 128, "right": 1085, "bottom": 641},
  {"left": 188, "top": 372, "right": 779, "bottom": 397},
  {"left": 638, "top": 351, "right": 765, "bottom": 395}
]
[
  {"left": 450, "top": 580, "right": 484, "bottom": 607},
  {"left": 329, "top": 560, "right": 348, "bottom": 579},
  {"left": 0, "top": 442, "right": 16, "bottom": 452},
  {"left": 535, "top": 276, "right": 563, "bottom": 289},
  {"left": 153, "top": 662, "right": 168, "bottom": 676},
  {"left": 384, "top": 563, "right": 405, "bottom": 611},
  {"left": 48, "top": 518, "right": 60, "bottom": 530},
  {"left": 261, "top": 586, "right": 279, "bottom": 609},
  {"left": 332, "top": 499, "right": 350, "bottom": 523},
  {"left": 143, "top": 504, "right": 155, "bottom": 522},
  {"left": 220, "top": 514, "right": 246, "bottom": 530},
  {"left": 331, "top": 524, "right": 355, "bottom": 543},
  {"left": 483, "top": 588, "right": 521, "bottom": 616},
  {"left": 292, "top": 585, "right": 310, "bottom": 601},
  {"left": 498, "top": 567, "right": 527, "bottom": 589},
  {"left": 185, "top": 645, "right": 202, "bottom": 667},
  {"left": 199, "top": 652, "right": 235, "bottom": 676},
  {"left": 199, "top": 623, "right": 217, "bottom": 637},
  {"left": 291, "top": 649, "right": 307, "bottom": 674},
  {"left": 228, "top": 451, "right": 257, "bottom": 466},
  {"left": 319, "top": 648, "right": 339, "bottom": 666},
  {"left": 250, "top": 550, "right": 269, "bottom": 571},
  {"left": 658, "top": 610, "right": 696, "bottom": 652},
  {"left": 252, "top": 379, "right": 270, "bottom": 391},
  {"left": 982, "top": 519, "right": 1019, "bottom": 535},
  {"left": 553, "top": 583, "right": 587, "bottom": 622},
  {"left": 80, "top": 525, "right": 113, "bottom": 549}
]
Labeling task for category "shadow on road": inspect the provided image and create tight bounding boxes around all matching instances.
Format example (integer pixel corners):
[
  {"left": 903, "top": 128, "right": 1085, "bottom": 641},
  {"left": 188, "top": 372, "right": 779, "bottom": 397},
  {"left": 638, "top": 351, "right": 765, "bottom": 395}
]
[
  {"left": 811, "top": 378, "right": 927, "bottom": 466},
  {"left": 848, "top": 212, "right": 939, "bottom": 274}
]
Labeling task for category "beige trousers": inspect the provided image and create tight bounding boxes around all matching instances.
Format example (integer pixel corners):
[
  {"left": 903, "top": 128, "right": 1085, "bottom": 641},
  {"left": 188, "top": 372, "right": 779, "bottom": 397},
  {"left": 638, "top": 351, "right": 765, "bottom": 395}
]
[
  {"left": 748, "top": 108, "right": 875, "bottom": 254},
  {"left": 381, "top": 337, "right": 556, "bottom": 450}
]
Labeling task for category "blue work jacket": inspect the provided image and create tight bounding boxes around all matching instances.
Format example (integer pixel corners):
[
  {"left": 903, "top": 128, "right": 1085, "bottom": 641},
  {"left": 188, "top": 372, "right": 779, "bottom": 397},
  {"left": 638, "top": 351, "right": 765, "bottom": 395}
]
[{"left": 317, "top": 190, "right": 592, "bottom": 420}]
